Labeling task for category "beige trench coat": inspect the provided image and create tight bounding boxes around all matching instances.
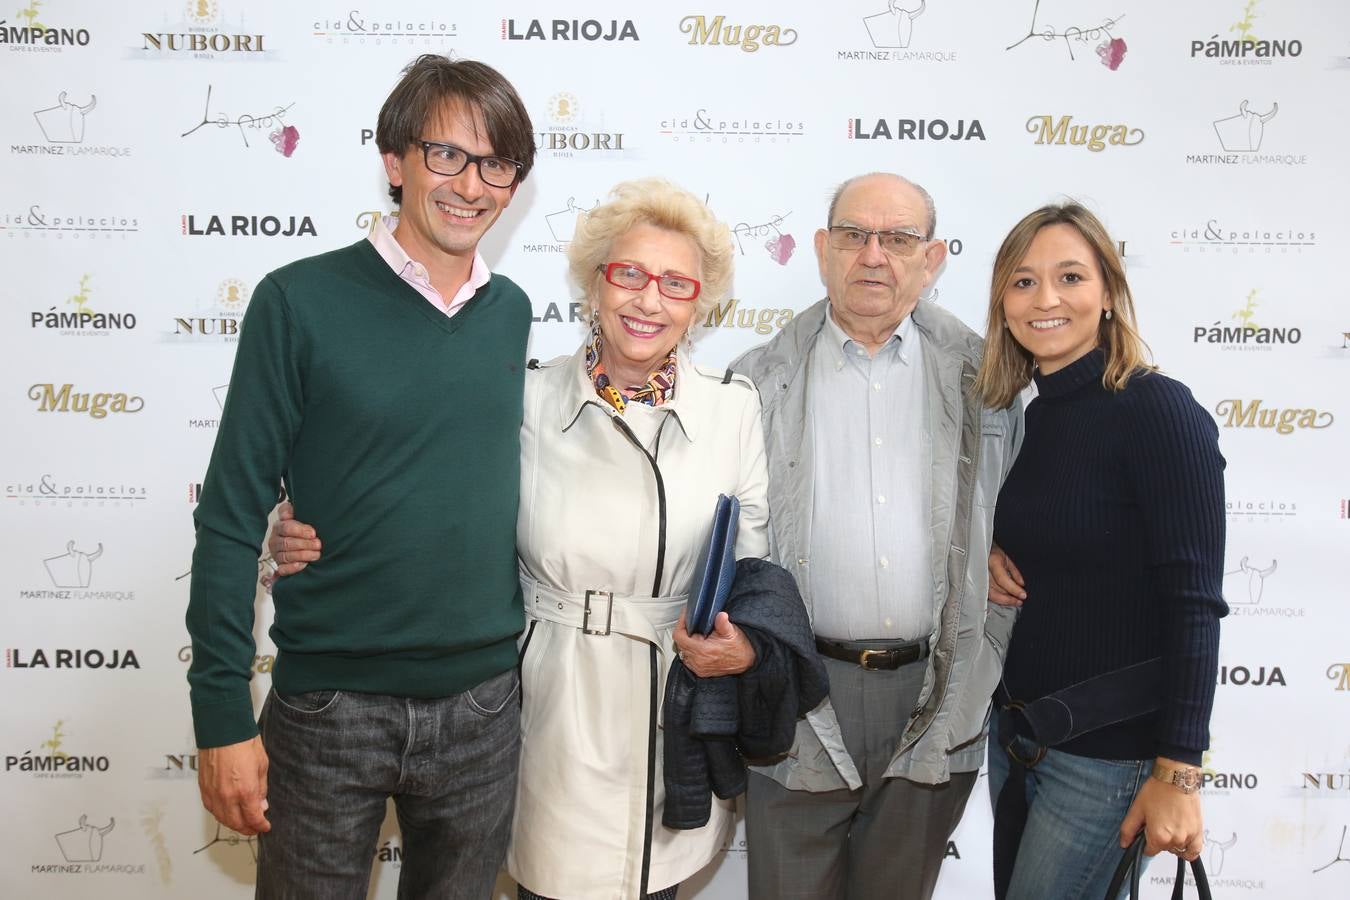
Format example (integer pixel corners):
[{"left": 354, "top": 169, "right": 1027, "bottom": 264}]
[{"left": 506, "top": 345, "right": 770, "bottom": 899}]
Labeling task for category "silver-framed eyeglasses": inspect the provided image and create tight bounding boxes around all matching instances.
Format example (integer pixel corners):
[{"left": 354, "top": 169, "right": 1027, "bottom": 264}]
[
  {"left": 598, "top": 262, "right": 702, "bottom": 301},
  {"left": 826, "top": 226, "right": 926, "bottom": 256},
  {"left": 418, "top": 140, "right": 523, "bottom": 188}
]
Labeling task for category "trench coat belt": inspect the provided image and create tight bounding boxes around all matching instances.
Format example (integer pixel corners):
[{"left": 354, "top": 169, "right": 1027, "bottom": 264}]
[{"left": 521, "top": 574, "right": 688, "bottom": 650}]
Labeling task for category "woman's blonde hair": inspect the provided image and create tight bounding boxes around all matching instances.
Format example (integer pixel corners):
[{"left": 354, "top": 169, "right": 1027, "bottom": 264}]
[
  {"left": 567, "top": 178, "right": 734, "bottom": 326},
  {"left": 975, "top": 202, "right": 1154, "bottom": 409}
]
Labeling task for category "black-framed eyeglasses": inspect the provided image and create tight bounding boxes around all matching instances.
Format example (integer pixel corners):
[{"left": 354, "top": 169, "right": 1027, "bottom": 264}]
[
  {"left": 418, "top": 140, "right": 523, "bottom": 188},
  {"left": 598, "top": 262, "right": 702, "bottom": 301},
  {"left": 826, "top": 225, "right": 927, "bottom": 256}
]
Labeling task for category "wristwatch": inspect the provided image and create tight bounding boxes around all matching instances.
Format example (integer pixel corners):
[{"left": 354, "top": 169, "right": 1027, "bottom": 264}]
[{"left": 1151, "top": 762, "right": 1202, "bottom": 794}]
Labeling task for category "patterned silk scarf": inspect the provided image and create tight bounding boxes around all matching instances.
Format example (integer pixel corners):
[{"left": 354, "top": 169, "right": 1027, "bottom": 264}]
[{"left": 585, "top": 323, "right": 678, "bottom": 413}]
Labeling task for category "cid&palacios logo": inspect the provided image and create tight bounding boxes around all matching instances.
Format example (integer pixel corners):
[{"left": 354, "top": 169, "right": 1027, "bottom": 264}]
[
  {"left": 169, "top": 279, "right": 250, "bottom": 344},
  {"left": 503, "top": 16, "right": 637, "bottom": 42},
  {"left": 6, "top": 720, "right": 111, "bottom": 779},
  {"left": 34, "top": 813, "right": 147, "bottom": 877},
  {"left": 679, "top": 14, "right": 795, "bottom": 53},
  {"left": 314, "top": 8, "right": 456, "bottom": 45},
  {"left": 1222, "top": 554, "right": 1303, "bottom": 619},
  {"left": 136, "top": 1, "right": 271, "bottom": 61},
  {"left": 30, "top": 274, "right": 137, "bottom": 337},
  {"left": 4, "top": 474, "right": 149, "bottom": 508},
  {"left": 1025, "top": 114, "right": 1143, "bottom": 151},
  {"left": 1, "top": 203, "right": 139, "bottom": 239},
  {"left": 834, "top": 2, "right": 950, "bottom": 63},
  {"left": 1005, "top": 1, "right": 1127, "bottom": 71},
  {"left": 1184, "top": 99, "right": 1307, "bottom": 168},
  {"left": 18, "top": 540, "right": 134, "bottom": 602},
  {"left": 1, "top": 1, "right": 92, "bottom": 54},
  {"left": 181, "top": 212, "right": 317, "bottom": 237},
  {"left": 28, "top": 384, "right": 145, "bottom": 419},
  {"left": 6, "top": 647, "right": 141, "bottom": 669},
  {"left": 1168, "top": 216, "right": 1316, "bottom": 255},
  {"left": 1190, "top": 0, "right": 1303, "bottom": 67},
  {"left": 12, "top": 91, "right": 131, "bottom": 159},
  {"left": 534, "top": 92, "right": 627, "bottom": 158},
  {"left": 1212, "top": 398, "right": 1334, "bottom": 435},
  {"left": 1191, "top": 289, "right": 1302, "bottom": 352},
  {"left": 181, "top": 84, "right": 299, "bottom": 158},
  {"left": 1226, "top": 494, "right": 1297, "bottom": 523},
  {"left": 660, "top": 108, "right": 805, "bottom": 145},
  {"left": 848, "top": 114, "right": 985, "bottom": 142}
]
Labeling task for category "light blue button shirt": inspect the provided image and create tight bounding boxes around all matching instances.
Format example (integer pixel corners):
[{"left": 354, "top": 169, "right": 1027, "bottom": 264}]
[{"left": 807, "top": 307, "right": 933, "bottom": 641}]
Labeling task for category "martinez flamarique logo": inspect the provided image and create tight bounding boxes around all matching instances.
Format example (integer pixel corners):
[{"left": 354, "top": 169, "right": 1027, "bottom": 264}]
[
  {"left": 2, "top": 203, "right": 139, "bottom": 239},
  {"left": 181, "top": 213, "right": 317, "bottom": 236},
  {"left": 1185, "top": 99, "right": 1307, "bottom": 167},
  {"left": 660, "top": 108, "right": 805, "bottom": 145},
  {"left": 679, "top": 14, "right": 796, "bottom": 52},
  {"left": 837, "top": 1, "right": 951, "bottom": 62},
  {"left": 503, "top": 17, "right": 637, "bottom": 41},
  {"left": 181, "top": 85, "right": 299, "bottom": 157},
  {"left": 314, "top": 9, "right": 456, "bottom": 44},
  {"left": 1025, "top": 115, "right": 1143, "bottom": 151},
  {"left": 12, "top": 91, "right": 131, "bottom": 158},
  {"left": 848, "top": 116, "right": 985, "bottom": 141},
  {"left": 1222, "top": 555, "right": 1303, "bottom": 618},
  {"left": 1192, "top": 289, "right": 1302, "bottom": 351},
  {"left": 30, "top": 274, "right": 137, "bottom": 336},
  {"left": 1, "top": 1, "right": 92, "bottom": 53},
  {"left": 5, "top": 720, "right": 111, "bottom": 778},
  {"left": 20, "top": 540, "right": 135, "bottom": 602},
  {"left": 1190, "top": 0, "right": 1303, "bottom": 66},
  {"left": 36, "top": 813, "right": 147, "bottom": 876},
  {"left": 1005, "top": 1, "right": 1127, "bottom": 70},
  {"left": 138, "top": 1, "right": 269, "bottom": 59}
]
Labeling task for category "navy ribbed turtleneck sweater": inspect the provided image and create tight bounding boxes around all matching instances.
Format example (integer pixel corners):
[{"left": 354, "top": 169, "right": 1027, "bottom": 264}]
[{"left": 994, "top": 349, "right": 1228, "bottom": 765}]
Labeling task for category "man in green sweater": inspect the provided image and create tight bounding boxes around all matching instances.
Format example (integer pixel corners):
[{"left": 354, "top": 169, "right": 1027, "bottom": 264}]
[{"left": 186, "top": 56, "right": 535, "bottom": 897}]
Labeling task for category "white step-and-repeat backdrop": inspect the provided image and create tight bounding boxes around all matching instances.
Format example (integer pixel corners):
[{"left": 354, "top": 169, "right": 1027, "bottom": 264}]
[{"left": 2, "top": 1, "right": 1347, "bottom": 897}]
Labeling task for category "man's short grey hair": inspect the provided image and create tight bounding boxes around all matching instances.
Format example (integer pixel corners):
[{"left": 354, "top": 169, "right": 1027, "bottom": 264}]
[{"left": 826, "top": 173, "right": 937, "bottom": 240}]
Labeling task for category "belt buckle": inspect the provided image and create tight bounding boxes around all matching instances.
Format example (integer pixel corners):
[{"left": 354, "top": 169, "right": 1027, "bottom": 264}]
[
  {"left": 1001, "top": 701, "right": 1047, "bottom": 769},
  {"left": 858, "top": 648, "right": 890, "bottom": 671},
  {"left": 583, "top": 590, "right": 613, "bottom": 636}
]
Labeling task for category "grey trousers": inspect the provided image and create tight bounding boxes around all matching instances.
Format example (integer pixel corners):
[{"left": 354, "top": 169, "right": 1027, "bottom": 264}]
[
  {"left": 746, "top": 656, "right": 977, "bottom": 900},
  {"left": 254, "top": 670, "right": 520, "bottom": 900}
]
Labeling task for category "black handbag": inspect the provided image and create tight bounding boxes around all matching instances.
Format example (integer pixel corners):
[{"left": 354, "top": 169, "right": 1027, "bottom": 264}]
[{"left": 1105, "top": 833, "right": 1212, "bottom": 900}]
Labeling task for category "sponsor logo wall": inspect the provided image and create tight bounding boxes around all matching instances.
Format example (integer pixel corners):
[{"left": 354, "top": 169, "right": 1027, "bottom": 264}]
[{"left": 1, "top": 2, "right": 1347, "bottom": 899}]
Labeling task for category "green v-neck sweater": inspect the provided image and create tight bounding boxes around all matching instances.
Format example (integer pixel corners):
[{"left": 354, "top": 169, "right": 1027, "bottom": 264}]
[{"left": 187, "top": 239, "right": 530, "bottom": 748}]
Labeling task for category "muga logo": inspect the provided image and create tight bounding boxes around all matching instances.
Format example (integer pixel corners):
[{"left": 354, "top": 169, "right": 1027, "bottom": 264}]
[
  {"left": 181, "top": 213, "right": 317, "bottom": 236},
  {"left": 848, "top": 117, "right": 985, "bottom": 141},
  {"left": 1191, "top": 1, "right": 1303, "bottom": 66},
  {"left": 28, "top": 384, "right": 145, "bottom": 418},
  {"left": 660, "top": 108, "right": 804, "bottom": 145},
  {"left": 31, "top": 275, "right": 137, "bottom": 336},
  {"left": 1192, "top": 290, "right": 1302, "bottom": 351},
  {"left": 679, "top": 15, "right": 796, "bottom": 52},
  {"left": 314, "top": 9, "right": 456, "bottom": 44},
  {"left": 177, "top": 644, "right": 274, "bottom": 677},
  {"left": 1327, "top": 663, "right": 1350, "bottom": 692},
  {"left": 6, "top": 720, "right": 111, "bottom": 778},
  {"left": 6, "top": 648, "right": 141, "bottom": 669},
  {"left": 702, "top": 299, "right": 796, "bottom": 335},
  {"left": 1213, "top": 399, "right": 1333, "bottom": 434},
  {"left": 1, "top": 2, "right": 92, "bottom": 53},
  {"left": 1026, "top": 115, "right": 1143, "bottom": 150},
  {"left": 2, "top": 203, "right": 139, "bottom": 239},
  {"left": 503, "top": 18, "right": 637, "bottom": 41},
  {"left": 1005, "top": 2, "right": 1127, "bottom": 70},
  {"left": 1168, "top": 217, "right": 1316, "bottom": 254},
  {"left": 139, "top": 2, "right": 268, "bottom": 58}
]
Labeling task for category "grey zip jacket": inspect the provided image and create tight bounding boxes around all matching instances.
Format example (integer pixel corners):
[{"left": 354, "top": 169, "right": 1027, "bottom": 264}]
[{"left": 732, "top": 298, "right": 1023, "bottom": 788}]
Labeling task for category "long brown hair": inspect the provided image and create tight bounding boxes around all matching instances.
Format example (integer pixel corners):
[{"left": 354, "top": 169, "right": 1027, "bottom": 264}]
[{"left": 975, "top": 202, "right": 1154, "bottom": 410}]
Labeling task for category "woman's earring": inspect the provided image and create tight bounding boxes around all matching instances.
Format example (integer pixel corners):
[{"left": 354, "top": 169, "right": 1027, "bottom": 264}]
[{"left": 1104, "top": 309, "right": 1113, "bottom": 321}]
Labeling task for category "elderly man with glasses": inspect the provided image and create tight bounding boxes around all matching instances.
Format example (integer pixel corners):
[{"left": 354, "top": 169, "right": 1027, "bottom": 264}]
[
  {"left": 185, "top": 55, "right": 536, "bottom": 898},
  {"left": 731, "top": 172, "right": 1023, "bottom": 900}
]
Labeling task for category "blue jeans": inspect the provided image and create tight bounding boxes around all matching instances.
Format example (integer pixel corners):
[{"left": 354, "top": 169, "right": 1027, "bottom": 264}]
[
  {"left": 988, "top": 715, "right": 1153, "bottom": 900},
  {"left": 255, "top": 669, "right": 520, "bottom": 899}
]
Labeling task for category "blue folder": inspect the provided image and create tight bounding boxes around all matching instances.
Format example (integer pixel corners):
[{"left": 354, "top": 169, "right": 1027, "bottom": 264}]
[{"left": 687, "top": 494, "right": 740, "bottom": 635}]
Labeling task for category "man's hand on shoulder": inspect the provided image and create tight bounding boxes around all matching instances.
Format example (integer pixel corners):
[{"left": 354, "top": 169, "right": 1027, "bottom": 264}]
[{"left": 198, "top": 735, "right": 271, "bottom": 835}]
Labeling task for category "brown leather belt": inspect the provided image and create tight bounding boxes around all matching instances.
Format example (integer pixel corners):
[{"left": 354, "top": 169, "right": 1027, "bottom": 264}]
[{"left": 815, "top": 636, "right": 930, "bottom": 671}]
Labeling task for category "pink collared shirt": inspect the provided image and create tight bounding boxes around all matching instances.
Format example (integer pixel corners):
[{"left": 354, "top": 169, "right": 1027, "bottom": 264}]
[{"left": 367, "top": 214, "right": 490, "bottom": 317}]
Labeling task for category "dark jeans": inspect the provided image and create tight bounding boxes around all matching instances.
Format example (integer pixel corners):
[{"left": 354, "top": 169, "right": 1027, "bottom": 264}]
[{"left": 255, "top": 669, "right": 520, "bottom": 899}]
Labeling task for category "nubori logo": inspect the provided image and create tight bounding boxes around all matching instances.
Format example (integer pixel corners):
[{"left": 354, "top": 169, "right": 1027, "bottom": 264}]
[
  {"left": 6, "top": 648, "right": 140, "bottom": 668},
  {"left": 181, "top": 214, "right": 316, "bottom": 236},
  {"left": 503, "top": 18, "right": 637, "bottom": 41},
  {"left": 848, "top": 117, "right": 985, "bottom": 141},
  {"left": 1217, "top": 664, "right": 1285, "bottom": 686},
  {"left": 679, "top": 15, "right": 797, "bottom": 52},
  {"left": 1026, "top": 115, "right": 1143, "bottom": 151}
]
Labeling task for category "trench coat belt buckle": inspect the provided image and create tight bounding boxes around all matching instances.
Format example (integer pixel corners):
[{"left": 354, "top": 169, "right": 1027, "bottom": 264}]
[{"left": 583, "top": 590, "right": 613, "bottom": 636}]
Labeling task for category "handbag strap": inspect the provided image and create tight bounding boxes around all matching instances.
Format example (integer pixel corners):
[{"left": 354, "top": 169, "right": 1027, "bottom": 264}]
[{"left": 1104, "top": 834, "right": 1214, "bottom": 900}]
